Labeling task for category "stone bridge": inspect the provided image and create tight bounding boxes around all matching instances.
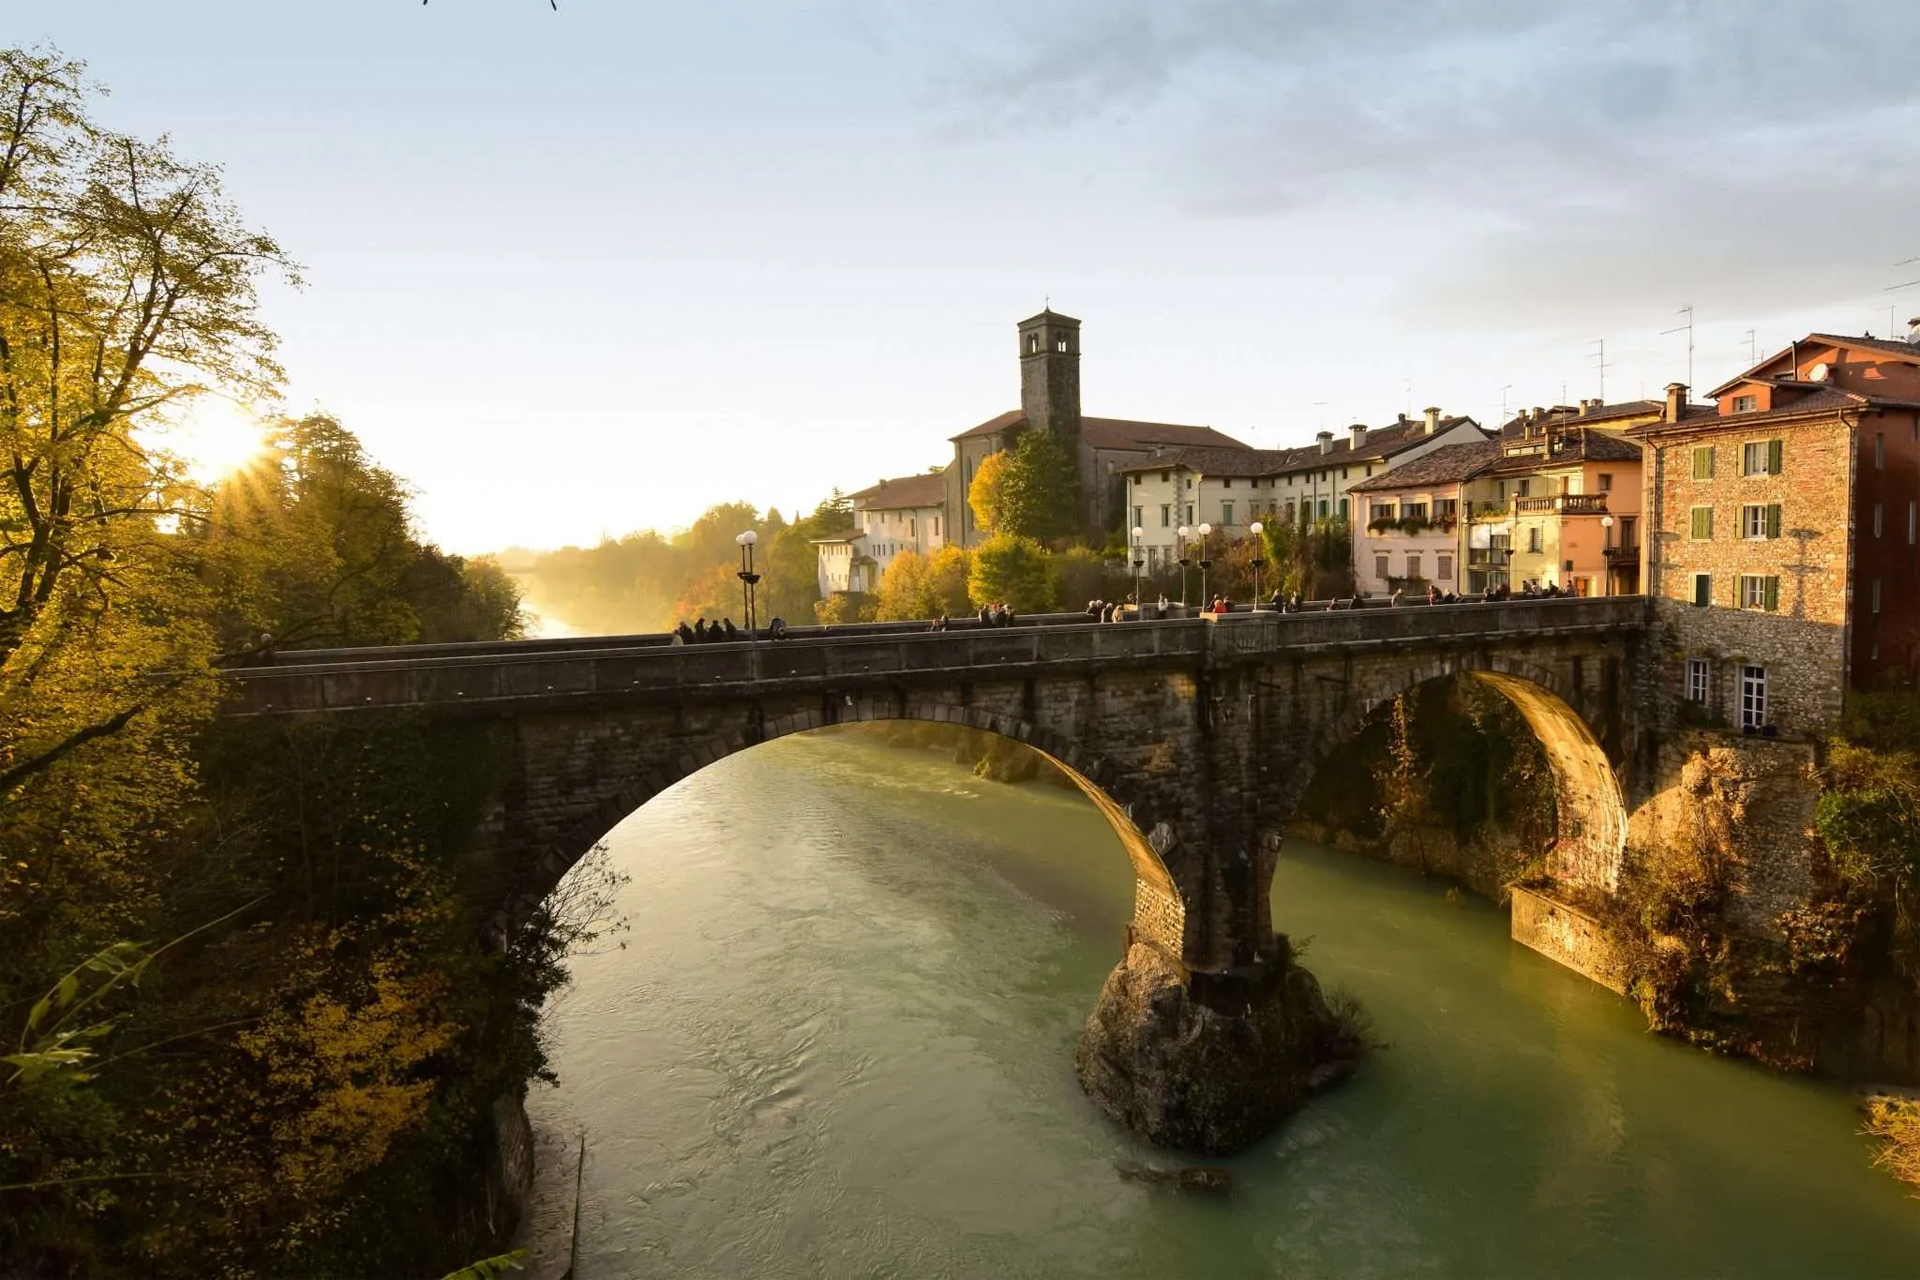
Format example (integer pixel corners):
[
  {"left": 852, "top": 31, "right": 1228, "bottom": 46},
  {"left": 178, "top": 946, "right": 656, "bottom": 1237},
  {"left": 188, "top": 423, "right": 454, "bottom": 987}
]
[{"left": 224, "top": 596, "right": 1656, "bottom": 975}]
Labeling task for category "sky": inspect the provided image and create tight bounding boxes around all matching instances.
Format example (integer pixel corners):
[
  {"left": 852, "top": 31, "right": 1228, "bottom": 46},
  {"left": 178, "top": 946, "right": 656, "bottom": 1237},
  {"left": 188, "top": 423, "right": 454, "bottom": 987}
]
[{"left": 15, "top": 0, "right": 1920, "bottom": 553}]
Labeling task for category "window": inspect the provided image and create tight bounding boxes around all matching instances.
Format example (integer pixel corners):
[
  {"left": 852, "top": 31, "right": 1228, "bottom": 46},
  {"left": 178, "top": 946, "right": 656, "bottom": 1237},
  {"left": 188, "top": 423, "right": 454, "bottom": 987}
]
[
  {"left": 1739, "top": 665, "right": 1767, "bottom": 730},
  {"left": 934, "top": 516, "right": 941, "bottom": 538},
  {"left": 1876, "top": 433, "right": 1885, "bottom": 470},
  {"left": 1318, "top": 499, "right": 1329, "bottom": 519},
  {"left": 1404, "top": 502, "right": 1429, "bottom": 520},
  {"left": 1742, "top": 439, "right": 1783, "bottom": 476},
  {"left": 1739, "top": 575, "right": 1780, "bottom": 611},
  {"left": 1437, "top": 553, "right": 1453, "bottom": 581},
  {"left": 1406, "top": 552, "right": 1422, "bottom": 579},
  {"left": 1223, "top": 478, "right": 1233, "bottom": 488},
  {"left": 1435, "top": 498, "right": 1458, "bottom": 518},
  {"left": 1184, "top": 504, "right": 1194, "bottom": 524},
  {"left": 1518, "top": 478, "right": 1532, "bottom": 497},
  {"left": 1692, "top": 446, "right": 1715, "bottom": 479},
  {"left": 1338, "top": 498, "right": 1349, "bottom": 520},
  {"left": 1373, "top": 501, "right": 1397, "bottom": 521},
  {"left": 909, "top": 518, "right": 916, "bottom": 537},
  {"left": 1733, "top": 394, "right": 1757, "bottom": 413},
  {"left": 1873, "top": 577, "right": 1883, "bottom": 614},
  {"left": 1690, "top": 506, "right": 1714, "bottom": 540},
  {"left": 1161, "top": 471, "right": 1170, "bottom": 482},
  {"left": 1741, "top": 504, "right": 1781, "bottom": 539},
  {"left": 1375, "top": 554, "right": 1390, "bottom": 580},
  {"left": 1159, "top": 504, "right": 1171, "bottom": 527},
  {"left": 1342, "top": 466, "right": 1349, "bottom": 479},
  {"left": 1691, "top": 573, "right": 1712, "bottom": 607},
  {"left": 1527, "top": 526, "right": 1542, "bottom": 553},
  {"left": 1221, "top": 501, "right": 1235, "bottom": 525},
  {"left": 1597, "top": 473, "right": 1613, "bottom": 492},
  {"left": 1874, "top": 503, "right": 1883, "bottom": 537},
  {"left": 1687, "top": 658, "right": 1709, "bottom": 704},
  {"left": 1132, "top": 505, "right": 1143, "bottom": 529},
  {"left": 1620, "top": 515, "right": 1638, "bottom": 548}
]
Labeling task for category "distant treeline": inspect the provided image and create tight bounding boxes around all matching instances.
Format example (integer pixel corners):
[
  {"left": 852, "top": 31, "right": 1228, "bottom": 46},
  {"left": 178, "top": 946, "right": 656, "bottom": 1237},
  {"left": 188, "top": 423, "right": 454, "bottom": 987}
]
[{"left": 507, "top": 494, "right": 857, "bottom": 634}]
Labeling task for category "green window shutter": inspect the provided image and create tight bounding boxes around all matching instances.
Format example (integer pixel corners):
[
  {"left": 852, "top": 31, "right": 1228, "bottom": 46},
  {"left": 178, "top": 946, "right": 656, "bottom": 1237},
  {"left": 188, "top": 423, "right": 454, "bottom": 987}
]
[
  {"left": 1765, "top": 504, "right": 1781, "bottom": 538},
  {"left": 1691, "top": 448, "right": 1708, "bottom": 479},
  {"left": 1764, "top": 577, "right": 1779, "bottom": 612},
  {"left": 1768, "top": 439, "right": 1783, "bottom": 474}
]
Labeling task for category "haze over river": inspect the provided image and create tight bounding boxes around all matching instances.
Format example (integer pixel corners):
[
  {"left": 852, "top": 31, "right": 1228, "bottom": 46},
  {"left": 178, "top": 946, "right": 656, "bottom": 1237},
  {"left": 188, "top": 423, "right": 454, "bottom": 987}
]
[{"left": 527, "top": 728, "right": 1918, "bottom": 1278}]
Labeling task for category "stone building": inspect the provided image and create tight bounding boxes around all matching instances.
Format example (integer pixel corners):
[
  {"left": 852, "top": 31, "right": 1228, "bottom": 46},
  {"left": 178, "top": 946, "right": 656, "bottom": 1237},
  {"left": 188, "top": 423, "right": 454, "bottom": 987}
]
[
  {"left": 1629, "top": 329, "right": 1920, "bottom": 734},
  {"left": 944, "top": 310, "right": 1250, "bottom": 547}
]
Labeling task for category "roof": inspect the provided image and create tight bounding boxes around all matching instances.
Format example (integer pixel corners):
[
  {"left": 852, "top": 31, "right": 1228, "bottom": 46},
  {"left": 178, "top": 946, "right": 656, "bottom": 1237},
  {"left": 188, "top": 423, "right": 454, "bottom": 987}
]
[
  {"left": 1347, "top": 441, "right": 1503, "bottom": 492},
  {"left": 1625, "top": 387, "right": 1920, "bottom": 435},
  {"left": 808, "top": 531, "right": 867, "bottom": 546},
  {"left": 1116, "top": 446, "right": 1296, "bottom": 478},
  {"left": 1498, "top": 400, "right": 1666, "bottom": 435},
  {"left": 847, "top": 471, "right": 947, "bottom": 510},
  {"left": 1707, "top": 333, "right": 1920, "bottom": 397},
  {"left": 1481, "top": 429, "right": 1642, "bottom": 476},
  {"left": 1270, "top": 416, "right": 1485, "bottom": 470},
  {"left": 949, "top": 410, "right": 1249, "bottom": 451}
]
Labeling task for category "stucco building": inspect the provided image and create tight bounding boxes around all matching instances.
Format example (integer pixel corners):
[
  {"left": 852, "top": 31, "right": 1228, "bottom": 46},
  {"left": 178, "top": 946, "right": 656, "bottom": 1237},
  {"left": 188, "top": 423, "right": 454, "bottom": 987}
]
[
  {"left": 1348, "top": 440, "right": 1501, "bottom": 596},
  {"left": 1629, "top": 328, "right": 1920, "bottom": 734}
]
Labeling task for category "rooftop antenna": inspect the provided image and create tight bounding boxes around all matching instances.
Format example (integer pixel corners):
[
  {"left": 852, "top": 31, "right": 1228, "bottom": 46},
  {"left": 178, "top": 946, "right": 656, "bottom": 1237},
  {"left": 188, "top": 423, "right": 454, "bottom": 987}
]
[
  {"left": 1742, "top": 329, "right": 1756, "bottom": 365},
  {"left": 1661, "top": 305, "right": 1695, "bottom": 389},
  {"left": 1312, "top": 400, "right": 1329, "bottom": 431},
  {"left": 1881, "top": 260, "right": 1920, "bottom": 333},
  {"left": 1499, "top": 383, "right": 1514, "bottom": 422},
  {"left": 1403, "top": 377, "right": 1413, "bottom": 418},
  {"left": 1587, "top": 338, "right": 1609, "bottom": 402}
]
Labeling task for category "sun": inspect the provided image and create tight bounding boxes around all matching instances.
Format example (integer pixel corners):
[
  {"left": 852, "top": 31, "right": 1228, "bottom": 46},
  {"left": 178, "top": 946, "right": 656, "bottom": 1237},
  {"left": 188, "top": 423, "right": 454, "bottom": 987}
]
[{"left": 166, "top": 399, "right": 271, "bottom": 483}]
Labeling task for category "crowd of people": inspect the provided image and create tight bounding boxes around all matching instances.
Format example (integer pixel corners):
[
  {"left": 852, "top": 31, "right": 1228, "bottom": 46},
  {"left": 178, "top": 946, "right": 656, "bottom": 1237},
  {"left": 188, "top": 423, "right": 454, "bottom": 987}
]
[
  {"left": 672, "top": 617, "right": 742, "bottom": 643},
  {"left": 977, "top": 601, "right": 1019, "bottom": 627}
]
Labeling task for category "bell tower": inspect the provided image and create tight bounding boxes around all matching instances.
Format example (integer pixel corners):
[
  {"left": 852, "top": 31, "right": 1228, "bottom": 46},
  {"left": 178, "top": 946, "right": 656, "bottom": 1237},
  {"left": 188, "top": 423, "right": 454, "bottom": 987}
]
[{"left": 1017, "top": 308, "right": 1082, "bottom": 445}]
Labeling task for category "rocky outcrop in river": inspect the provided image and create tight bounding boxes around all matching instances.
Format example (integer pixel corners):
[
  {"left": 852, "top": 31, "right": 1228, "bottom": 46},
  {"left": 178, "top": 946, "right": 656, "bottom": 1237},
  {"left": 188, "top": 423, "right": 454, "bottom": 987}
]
[{"left": 1075, "top": 941, "right": 1363, "bottom": 1155}]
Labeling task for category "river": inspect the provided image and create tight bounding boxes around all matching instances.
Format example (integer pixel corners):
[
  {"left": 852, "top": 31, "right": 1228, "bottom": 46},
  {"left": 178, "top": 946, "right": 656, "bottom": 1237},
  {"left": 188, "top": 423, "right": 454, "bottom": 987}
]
[{"left": 524, "top": 728, "right": 1918, "bottom": 1278}]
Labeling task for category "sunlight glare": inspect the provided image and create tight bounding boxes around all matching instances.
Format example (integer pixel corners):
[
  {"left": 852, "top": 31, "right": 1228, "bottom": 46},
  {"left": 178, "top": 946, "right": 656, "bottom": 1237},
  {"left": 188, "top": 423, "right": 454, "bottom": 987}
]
[{"left": 168, "top": 399, "right": 271, "bottom": 482}]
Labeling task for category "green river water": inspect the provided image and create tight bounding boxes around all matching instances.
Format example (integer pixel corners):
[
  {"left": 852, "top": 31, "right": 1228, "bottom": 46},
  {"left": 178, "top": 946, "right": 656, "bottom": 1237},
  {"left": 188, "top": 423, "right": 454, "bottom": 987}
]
[{"left": 526, "top": 728, "right": 1918, "bottom": 1278}]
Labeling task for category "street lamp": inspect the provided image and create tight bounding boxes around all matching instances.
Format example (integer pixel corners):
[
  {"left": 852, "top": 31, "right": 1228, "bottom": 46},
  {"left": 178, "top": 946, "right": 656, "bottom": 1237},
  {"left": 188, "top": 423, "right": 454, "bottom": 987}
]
[
  {"left": 1249, "top": 521, "right": 1266, "bottom": 610},
  {"left": 735, "top": 530, "right": 760, "bottom": 637},
  {"left": 1176, "top": 524, "right": 1193, "bottom": 608},
  {"left": 1197, "top": 522, "right": 1214, "bottom": 608},
  {"left": 1131, "top": 525, "right": 1145, "bottom": 619},
  {"left": 1599, "top": 514, "right": 1614, "bottom": 598}
]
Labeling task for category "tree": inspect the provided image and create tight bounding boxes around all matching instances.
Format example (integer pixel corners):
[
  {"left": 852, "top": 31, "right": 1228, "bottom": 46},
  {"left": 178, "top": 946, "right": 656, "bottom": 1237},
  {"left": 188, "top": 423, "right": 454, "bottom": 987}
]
[
  {"left": 967, "top": 450, "right": 1011, "bottom": 536},
  {"left": 968, "top": 535, "right": 1054, "bottom": 612},
  {"left": 814, "top": 591, "right": 876, "bottom": 624},
  {"left": 996, "top": 429, "right": 1082, "bottom": 541},
  {"left": 874, "top": 549, "right": 932, "bottom": 621},
  {"left": 1051, "top": 546, "right": 1122, "bottom": 609},
  {"left": 923, "top": 545, "right": 972, "bottom": 618}
]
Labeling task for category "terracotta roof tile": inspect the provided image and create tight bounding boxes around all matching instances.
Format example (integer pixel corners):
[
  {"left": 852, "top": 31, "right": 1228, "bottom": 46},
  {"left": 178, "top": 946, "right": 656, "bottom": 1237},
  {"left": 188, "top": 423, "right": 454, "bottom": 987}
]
[
  {"left": 1347, "top": 441, "right": 1503, "bottom": 492},
  {"left": 847, "top": 471, "right": 948, "bottom": 509},
  {"left": 950, "top": 411, "right": 1249, "bottom": 451}
]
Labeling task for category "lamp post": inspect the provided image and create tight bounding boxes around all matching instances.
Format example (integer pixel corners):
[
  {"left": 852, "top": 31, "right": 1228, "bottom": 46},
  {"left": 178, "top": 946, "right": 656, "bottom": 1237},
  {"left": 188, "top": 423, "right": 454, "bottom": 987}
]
[
  {"left": 1197, "top": 522, "right": 1214, "bottom": 608},
  {"left": 735, "top": 530, "right": 760, "bottom": 637},
  {"left": 1131, "top": 525, "right": 1145, "bottom": 619},
  {"left": 1176, "top": 524, "right": 1193, "bottom": 608},
  {"left": 1599, "top": 514, "right": 1614, "bottom": 597},
  {"left": 1249, "top": 521, "right": 1266, "bottom": 610}
]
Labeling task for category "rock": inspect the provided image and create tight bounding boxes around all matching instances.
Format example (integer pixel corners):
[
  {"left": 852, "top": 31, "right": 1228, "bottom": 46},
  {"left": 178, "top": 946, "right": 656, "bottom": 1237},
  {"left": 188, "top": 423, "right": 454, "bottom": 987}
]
[
  {"left": 1112, "top": 1160, "right": 1234, "bottom": 1195},
  {"left": 1076, "top": 943, "right": 1359, "bottom": 1155}
]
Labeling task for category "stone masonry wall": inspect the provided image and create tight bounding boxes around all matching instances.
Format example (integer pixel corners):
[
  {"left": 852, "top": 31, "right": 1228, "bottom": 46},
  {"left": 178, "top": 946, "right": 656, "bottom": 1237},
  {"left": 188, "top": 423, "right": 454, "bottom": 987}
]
[{"left": 1646, "top": 417, "right": 1853, "bottom": 736}]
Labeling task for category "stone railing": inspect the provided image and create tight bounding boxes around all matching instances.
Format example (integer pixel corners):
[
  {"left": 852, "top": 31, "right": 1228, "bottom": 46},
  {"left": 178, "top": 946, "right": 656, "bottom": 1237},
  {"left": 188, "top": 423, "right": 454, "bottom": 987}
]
[
  {"left": 1513, "top": 494, "right": 1610, "bottom": 515},
  {"left": 222, "top": 596, "right": 1651, "bottom": 717}
]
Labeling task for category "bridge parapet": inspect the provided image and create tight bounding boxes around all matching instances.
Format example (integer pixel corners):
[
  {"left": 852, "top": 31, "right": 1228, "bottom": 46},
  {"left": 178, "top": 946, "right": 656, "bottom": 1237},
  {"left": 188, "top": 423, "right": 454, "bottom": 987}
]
[{"left": 221, "top": 595, "right": 1651, "bottom": 717}]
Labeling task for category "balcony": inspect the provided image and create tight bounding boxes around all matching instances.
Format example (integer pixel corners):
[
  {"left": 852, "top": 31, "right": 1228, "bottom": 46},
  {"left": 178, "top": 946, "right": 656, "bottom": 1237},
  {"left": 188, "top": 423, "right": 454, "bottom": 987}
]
[
  {"left": 1467, "top": 547, "right": 1513, "bottom": 567},
  {"left": 1513, "top": 494, "right": 1610, "bottom": 516},
  {"left": 1602, "top": 543, "right": 1641, "bottom": 563}
]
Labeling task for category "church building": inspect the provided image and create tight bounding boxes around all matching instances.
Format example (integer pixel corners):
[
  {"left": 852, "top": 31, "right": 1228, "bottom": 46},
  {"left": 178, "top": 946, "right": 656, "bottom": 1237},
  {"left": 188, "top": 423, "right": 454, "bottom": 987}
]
[{"left": 943, "top": 310, "right": 1251, "bottom": 546}]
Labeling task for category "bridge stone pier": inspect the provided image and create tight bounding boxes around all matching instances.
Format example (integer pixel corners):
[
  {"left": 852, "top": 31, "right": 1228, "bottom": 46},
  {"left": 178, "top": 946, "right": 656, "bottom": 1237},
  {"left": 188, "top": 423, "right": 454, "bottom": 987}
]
[{"left": 224, "top": 594, "right": 1655, "bottom": 1151}]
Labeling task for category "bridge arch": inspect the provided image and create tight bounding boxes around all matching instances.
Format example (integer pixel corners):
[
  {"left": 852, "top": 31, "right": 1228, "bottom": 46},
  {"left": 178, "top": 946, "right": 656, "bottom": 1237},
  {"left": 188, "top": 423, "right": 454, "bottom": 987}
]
[
  {"left": 523, "top": 700, "right": 1190, "bottom": 958},
  {"left": 1294, "top": 651, "right": 1627, "bottom": 893}
]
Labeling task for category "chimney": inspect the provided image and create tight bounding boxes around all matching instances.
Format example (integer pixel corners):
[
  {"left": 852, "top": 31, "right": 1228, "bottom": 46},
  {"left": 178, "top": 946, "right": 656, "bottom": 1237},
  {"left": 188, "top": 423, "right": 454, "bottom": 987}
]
[
  {"left": 1423, "top": 406, "right": 1441, "bottom": 434},
  {"left": 1317, "top": 430, "right": 1334, "bottom": 455},
  {"left": 1349, "top": 422, "right": 1368, "bottom": 450},
  {"left": 1664, "top": 382, "right": 1688, "bottom": 423}
]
